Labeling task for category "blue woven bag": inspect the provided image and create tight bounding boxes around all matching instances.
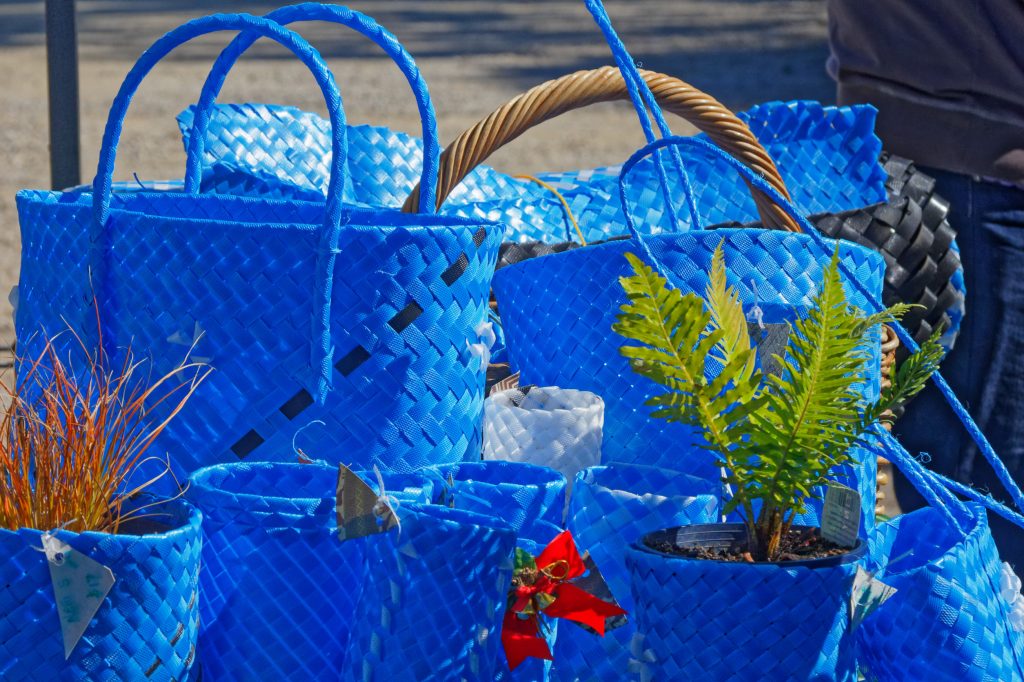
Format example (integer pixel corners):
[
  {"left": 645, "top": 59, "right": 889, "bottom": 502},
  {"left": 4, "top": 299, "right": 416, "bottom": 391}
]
[
  {"left": 488, "top": 7, "right": 882, "bottom": 533},
  {"left": 432, "top": 460, "right": 568, "bottom": 532},
  {"left": 0, "top": 497, "right": 201, "bottom": 681},
  {"left": 186, "top": 461, "right": 433, "bottom": 680},
  {"left": 341, "top": 502, "right": 517, "bottom": 681},
  {"left": 855, "top": 432, "right": 1024, "bottom": 682},
  {"left": 15, "top": 11, "right": 503, "bottom": 486},
  {"left": 552, "top": 463, "right": 718, "bottom": 681}
]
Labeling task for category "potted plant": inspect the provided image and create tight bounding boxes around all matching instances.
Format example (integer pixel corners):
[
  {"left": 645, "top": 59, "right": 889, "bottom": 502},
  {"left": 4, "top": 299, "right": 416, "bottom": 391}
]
[
  {"left": 0, "top": 334, "right": 206, "bottom": 680},
  {"left": 612, "top": 245, "right": 942, "bottom": 679}
]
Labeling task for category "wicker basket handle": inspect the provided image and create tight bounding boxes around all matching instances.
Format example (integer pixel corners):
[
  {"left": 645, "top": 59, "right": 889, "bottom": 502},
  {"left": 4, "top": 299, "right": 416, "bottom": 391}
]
[{"left": 402, "top": 66, "right": 800, "bottom": 232}]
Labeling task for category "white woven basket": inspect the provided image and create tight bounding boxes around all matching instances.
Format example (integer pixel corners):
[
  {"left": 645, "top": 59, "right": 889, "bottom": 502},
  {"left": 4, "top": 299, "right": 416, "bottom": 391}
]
[{"left": 483, "top": 386, "right": 603, "bottom": 506}]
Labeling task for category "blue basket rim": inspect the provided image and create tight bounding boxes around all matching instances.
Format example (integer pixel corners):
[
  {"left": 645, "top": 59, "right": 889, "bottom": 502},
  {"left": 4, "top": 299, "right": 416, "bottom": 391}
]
[
  {"left": 493, "top": 227, "right": 885, "bottom": 281},
  {"left": 1, "top": 494, "right": 200, "bottom": 543}
]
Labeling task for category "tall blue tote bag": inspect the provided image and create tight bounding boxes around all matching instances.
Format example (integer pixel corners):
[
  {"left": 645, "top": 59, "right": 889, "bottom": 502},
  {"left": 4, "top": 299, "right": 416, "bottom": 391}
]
[{"left": 15, "top": 9, "right": 503, "bottom": 484}]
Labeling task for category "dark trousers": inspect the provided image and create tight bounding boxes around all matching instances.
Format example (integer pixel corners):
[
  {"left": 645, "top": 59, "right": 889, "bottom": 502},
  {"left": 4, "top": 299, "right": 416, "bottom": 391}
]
[{"left": 895, "top": 167, "right": 1024, "bottom": 566}]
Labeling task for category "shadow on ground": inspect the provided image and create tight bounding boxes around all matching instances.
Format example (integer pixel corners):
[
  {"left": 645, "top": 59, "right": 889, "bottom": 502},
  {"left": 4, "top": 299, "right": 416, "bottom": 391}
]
[{"left": 0, "top": 0, "right": 833, "bottom": 105}]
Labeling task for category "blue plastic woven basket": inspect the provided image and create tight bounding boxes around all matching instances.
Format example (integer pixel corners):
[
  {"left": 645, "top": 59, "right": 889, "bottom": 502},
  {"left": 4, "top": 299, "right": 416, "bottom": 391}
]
[
  {"left": 0, "top": 497, "right": 201, "bottom": 681},
  {"left": 432, "top": 460, "right": 568, "bottom": 532},
  {"left": 626, "top": 533, "right": 863, "bottom": 681},
  {"left": 493, "top": 228, "right": 884, "bottom": 529},
  {"left": 552, "top": 463, "right": 718, "bottom": 681},
  {"left": 16, "top": 12, "right": 503, "bottom": 487},
  {"left": 341, "top": 503, "right": 517, "bottom": 681},
  {"left": 176, "top": 98, "right": 887, "bottom": 248},
  {"left": 186, "top": 461, "right": 433, "bottom": 680},
  {"left": 859, "top": 502, "right": 1024, "bottom": 681}
]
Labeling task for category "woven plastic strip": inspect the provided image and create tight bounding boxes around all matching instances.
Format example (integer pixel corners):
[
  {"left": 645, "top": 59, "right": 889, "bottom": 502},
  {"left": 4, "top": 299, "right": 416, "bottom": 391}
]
[
  {"left": 492, "top": 228, "right": 884, "bottom": 514},
  {"left": 483, "top": 386, "right": 603, "bottom": 502},
  {"left": 16, "top": 12, "right": 503, "bottom": 483},
  {"left": 552, "top": 463, "right": 718, "bottom": 682},
  {"left": 341, "top": 503, "right": 517, "bottom": 681},
  {"left": 0, "top": 497, "right": 201, "bottom": 681},
  {"left": 432, "top": 460, "right": 568, "bottom": 532},
  {"left": 626, "top": 535, "right": 863, "bottom": 680},
  {"left": 186, "top": 461, "right": 434, "bottom": 680}
]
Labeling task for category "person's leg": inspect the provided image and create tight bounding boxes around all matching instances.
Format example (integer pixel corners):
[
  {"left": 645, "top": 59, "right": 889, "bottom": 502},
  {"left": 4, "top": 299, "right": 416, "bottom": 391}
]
[{"left": 895, "top": 167, "right": 1024, "bottom": 566}]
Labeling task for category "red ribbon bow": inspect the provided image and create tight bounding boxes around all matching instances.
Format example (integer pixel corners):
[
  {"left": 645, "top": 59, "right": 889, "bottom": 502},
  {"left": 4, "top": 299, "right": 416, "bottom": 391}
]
[{"left": 502, "top": 530, "right": 627, "bottom": 670}]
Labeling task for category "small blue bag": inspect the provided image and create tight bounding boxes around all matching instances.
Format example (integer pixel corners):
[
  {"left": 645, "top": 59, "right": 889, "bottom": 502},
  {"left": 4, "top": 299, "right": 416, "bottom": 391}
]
[
  {"left": 186, "top": 461, "right": 433, "bottom": 680},
  {"left": 552, "top": 463, "right": 719, "bottom": 681},
  {"left": 857, "top": 433, "right": 1024, "bottom": 681},
  {"left": 341, "top": 503, "right": 517, "bottom": 681},
  {"left": 626, "top": 530, "right": 864, "bottom": 681},
  {"left": 0, "top": 497, "right": 201, "bottom": 681}
]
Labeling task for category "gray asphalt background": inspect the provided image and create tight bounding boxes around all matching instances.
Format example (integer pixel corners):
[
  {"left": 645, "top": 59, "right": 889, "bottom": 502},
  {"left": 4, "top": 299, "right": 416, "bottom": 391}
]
[{"left": 0, "top": 0, "right": 834, "bottom": 350}]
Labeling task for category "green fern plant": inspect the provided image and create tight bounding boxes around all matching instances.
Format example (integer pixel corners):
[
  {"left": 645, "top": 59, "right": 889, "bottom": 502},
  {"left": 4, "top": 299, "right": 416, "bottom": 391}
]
[{"left": 613, "top": 244, "right": 943, "bottom": 561}]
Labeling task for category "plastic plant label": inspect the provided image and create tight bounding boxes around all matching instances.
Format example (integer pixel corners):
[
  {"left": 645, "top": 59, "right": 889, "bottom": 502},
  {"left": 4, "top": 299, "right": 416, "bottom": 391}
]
[
  {"left": 747, "top": 321, "right": 790, "bottom": 378},
  {"left": 850, "top": 565, "right": 896, "bottom": 630},
  {"left": 821, "top": 483, "right": 861, "bottom": 548},
  {"left": 40, "top": 533, "right": 115, "bottom": 659},
  {"left": 570, "top": 554, "right": 628, "bottom": 634},
  {"left": 336, "top": 463, "right": 398, "bottom": 542}
]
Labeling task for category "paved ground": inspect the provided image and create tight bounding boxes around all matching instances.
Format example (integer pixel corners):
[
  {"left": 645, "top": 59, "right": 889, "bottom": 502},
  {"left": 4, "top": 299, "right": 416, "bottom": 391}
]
[{"left": 0, "top": 0, "right": 833, "bottom": 352}]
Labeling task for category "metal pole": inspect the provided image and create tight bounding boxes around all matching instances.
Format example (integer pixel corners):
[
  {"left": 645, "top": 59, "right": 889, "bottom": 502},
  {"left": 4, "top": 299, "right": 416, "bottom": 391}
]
[{"left": 45, "top": 0, "right": 80, "bottom": 190}]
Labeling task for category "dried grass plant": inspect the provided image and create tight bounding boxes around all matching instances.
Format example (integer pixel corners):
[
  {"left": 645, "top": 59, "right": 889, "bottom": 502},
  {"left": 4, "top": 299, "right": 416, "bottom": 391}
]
[{"left": 0, "top": 329, "right": 209, "bottom": 534}]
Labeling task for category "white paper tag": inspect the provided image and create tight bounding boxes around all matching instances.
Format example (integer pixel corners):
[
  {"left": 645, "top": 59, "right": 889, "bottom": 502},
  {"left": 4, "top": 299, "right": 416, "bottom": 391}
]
[
  {"left": 850, "top": 565, "right": 896, "bottom": 629},
  {"left": 41, "top": 533, "right": 116, "bottom": 659},
  {"left": 821, "top": 483, "right": 861, "bottom": 548}
]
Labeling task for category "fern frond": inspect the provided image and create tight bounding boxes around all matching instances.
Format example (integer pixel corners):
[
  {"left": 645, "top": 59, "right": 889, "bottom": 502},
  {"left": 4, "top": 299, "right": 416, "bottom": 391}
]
[
  {"left": 854, "top": 303, "right": 918, "bottom": 335},
  {"left": 706, "top": 241, "right": 757, "bottom": 381},
  {"left": 860, "top": 324, "right": 945, "bottom": 429},
  {"left": 752, "top": 251, "right": 868, "bottom": 516}
]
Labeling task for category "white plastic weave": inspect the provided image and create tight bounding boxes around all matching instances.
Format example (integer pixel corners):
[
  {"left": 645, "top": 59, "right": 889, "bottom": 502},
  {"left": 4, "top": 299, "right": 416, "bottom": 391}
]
[{"left": 483, "top": 386, "right": 603, "bottom": 503}]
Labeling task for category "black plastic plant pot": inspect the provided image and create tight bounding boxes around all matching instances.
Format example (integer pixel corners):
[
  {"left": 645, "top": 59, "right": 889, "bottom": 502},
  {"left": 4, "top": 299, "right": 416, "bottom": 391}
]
[
  {"left": 625, "top": 522, "right": 866, "bottom": 680},
  {"left": 639, "top": 522, "right": 866, "bottom": 568}
]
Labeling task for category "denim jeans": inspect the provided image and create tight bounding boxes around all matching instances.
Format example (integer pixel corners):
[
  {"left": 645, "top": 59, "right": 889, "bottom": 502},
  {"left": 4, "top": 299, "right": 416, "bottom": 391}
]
[{"left": 894, "top": 167, "right": 1024, "bottom": 566}]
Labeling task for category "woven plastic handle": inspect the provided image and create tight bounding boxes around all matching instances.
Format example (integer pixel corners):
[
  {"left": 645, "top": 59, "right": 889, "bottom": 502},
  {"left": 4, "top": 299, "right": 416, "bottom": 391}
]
[
  {"left": 583, "top": 0, "right": 676, "bottom": 146},
  {"left": 401, "top": 66, "right": 798, "bottom": 231},
  {"left": 620, "top": 134, "right": 1024, "bottom": 522},
  {"left": 91, "top": 12, "right": 347, "bottom": 403},
  {"left": 184, "top": 2, "right": 440, "bottom": 215}
]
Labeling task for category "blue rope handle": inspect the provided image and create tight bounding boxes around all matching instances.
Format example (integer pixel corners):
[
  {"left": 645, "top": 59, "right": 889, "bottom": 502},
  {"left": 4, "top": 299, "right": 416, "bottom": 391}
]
[
  {"left": 872, "top": 428, "right": 969, "bottom": 532},
  {"left": 582, "top": 0, "right": 700, "bottom": 231},
  {"left": 183, "top": 2, "right": 440, "bottom": 215},
  {"left": 616, "top": 134, "right": 1024, "bottom": 522},
  {"left": 91, "top": 13, "right": 347, "bottom": 403}
]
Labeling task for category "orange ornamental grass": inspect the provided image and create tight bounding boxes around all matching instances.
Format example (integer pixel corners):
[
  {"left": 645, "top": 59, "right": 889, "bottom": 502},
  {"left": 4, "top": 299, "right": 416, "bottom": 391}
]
[{"left": 0, "top": 331, "right": 209, "bottom": 534}]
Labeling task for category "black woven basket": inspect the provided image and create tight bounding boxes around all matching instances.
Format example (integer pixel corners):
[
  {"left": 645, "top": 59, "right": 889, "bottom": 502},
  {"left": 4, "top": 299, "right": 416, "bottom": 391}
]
[{"left": 814, "top": 153, "right": 961, "bottom": 345}]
